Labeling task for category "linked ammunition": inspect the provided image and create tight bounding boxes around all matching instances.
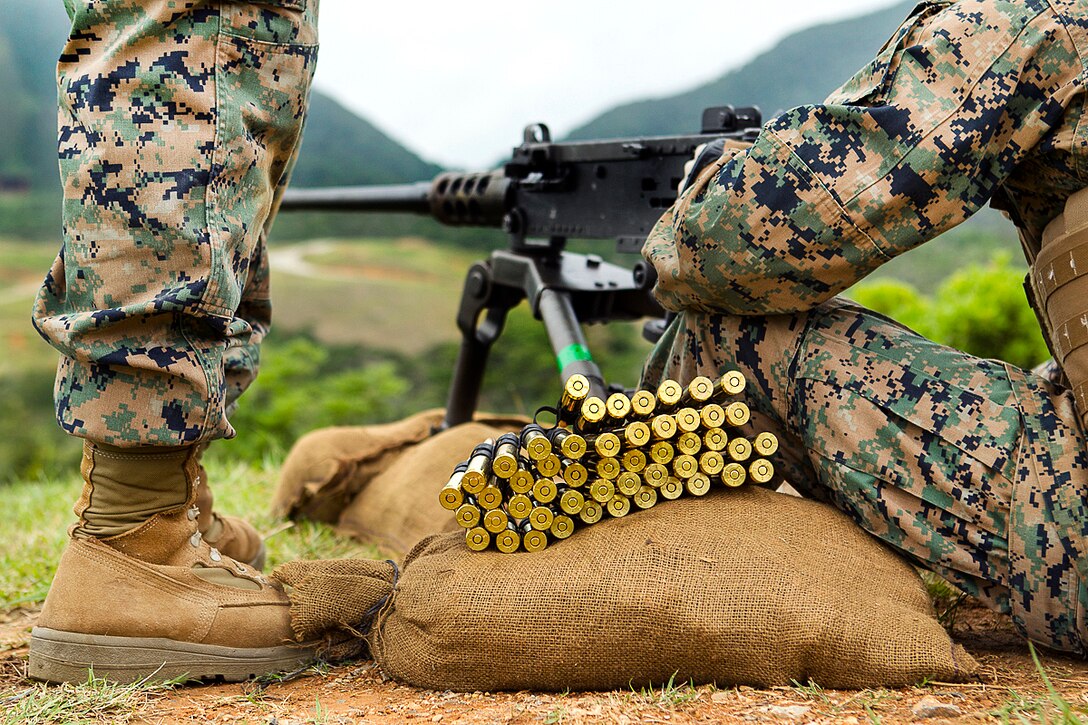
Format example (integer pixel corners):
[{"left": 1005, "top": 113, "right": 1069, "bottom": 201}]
[
  {"left": 675, "top": 408, "right": 701, "bottom": 433},
  {"left": 521, "top": 424, "right": 553, "bottom": 461},
  {"left": 749, "top": 458, "right": 775, "bottom": 484},
  {"left": 532, "top": 478, "right": 558, "bottom": 504},
  {"left": 592, "top": 432, "right": 622, "bottom": 458},
  {"left": 704, "top": 427, "right": 728, "bottom": 452},
  {"left": 492, "top": 433, "right": 520, "bottom": 478},
  {"left": 684, "top": 376, "right": 715, "bottom": 404},
  {"left": 579, "top": 500, "right": 604, "bottom": 524},
  {"left": 461, "top": 442, "right": 494, "bottom": 494},
  {"left": 754, "top": 432, "right": 779, "bottom": 457},
  {"left": 616, "top": 471, "right": 642, "bottom": 496},
  {"left": 455, "top": 503, "right": 482, "bottom": 528},
  {"left": 559, "top": 373, "right": 591, "bottom": 421},
  {"left": 621, "top": 448, "right": 647, "bottom": 474},
  {"left": 686, "top": 472, "right": 712, "bottom": 496},
  {"left": 673, "top": 454, "right": 698, "bottom": 479},
  {"left": 633, "top": 485, "right": 658, "bottom": 509},
  {"left": 483, "top": 508, "right": 510, "bottom": 534},
  {"left": 724, "top": 401, "right": 751, "bottom": 427},
  {"left": 529, "top": 505, "right": 555, "bottom": 531},
  {"left": 624, "top": 421, "right": 651, "bottom": 448},
  {"left": 465, "top": 527, "right": 490, "bottom": 551},
  {"left": 550, "top": 514, "right": 575, "bottom": 540},
  {"left": 478, "top": 485, "right": 503, "bottom": 511},
  {"left": 596, "top": 457, "right": 621, "bottom": 480},
  {"left": 559, "top": 487, "right": 586, "bottom": 515},
  {"left": 699, "top": 450, "right": 725, "bottom": 476},
  {"left": 578, "top": 396, "right": 607, "bottom": 428},
  {"left": 717, "top": 370, "right": 747, "bottom": 396},
  {"left": 676, "top": 431, "right": 702, "bottom": 456},
  {"left": 589, "top": 478, "right": 616, "bottom": 503},
  {"left": 509, "top": 467, "right": 535, "bottom": 494},
  {"left": 643, "top": 462, "right": 669, "bottom": 487},
  {"left": 439, "top": 462, "right": 468, "bottom": 510},
  {"left": 554, "top": 429, "right": 587, "bottom": 459},
  {"left": 727, "top": 437, "right": 753, "bottom": 462},
  {"left": 522, "top": 527, "right": 549, "bottom": 552},
  {"left": 562, "top": 460, "right": 588, "bottom": 487},
  {"left": 700, "top": 404, "right": 726, "bottom": 429},
  {"left": 495, "top": 525, "right": 520, "bottom": 554},
  {"left": 650, "top": 414, "right": 677, "bottom": 440},
  {"left": 722, "top": 462, "right": 747, "bottom": 487},
  {"left": 607, "top": 494, "right": 631, "bottom": 518},
  {"left": 507, "top": 493, "right": 533, "bottom": 520},
  {"left": 659, "top": 476, "right": 683, "bottom": 500},
  {"left": 649, "top": 441, "right": 675, "bottom": 465},
  {"left": 657, "top": 379, "right": 683, "bottom": 408},
  {"left": 536, "top": 453, "right": 562, "bottom": 478},
  {"left": 606, "top": 392, "right": 632, "bottom": 421},
  {"left": 630, "top": 389, "right": 656, "bottom": 417}
]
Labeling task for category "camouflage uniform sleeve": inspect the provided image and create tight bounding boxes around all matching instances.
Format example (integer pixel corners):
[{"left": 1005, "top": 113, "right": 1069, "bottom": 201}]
[{"left": 644, "top": 0, "right": 1082, "bottom": 315}]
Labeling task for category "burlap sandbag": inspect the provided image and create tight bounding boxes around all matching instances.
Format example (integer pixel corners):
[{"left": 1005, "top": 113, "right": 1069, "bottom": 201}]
[
  {"left": 273, "top": 409, "right": 526, "bottom": 558},
  {"left": 276, "top": 488, "right": 978, "bottom": 691}
]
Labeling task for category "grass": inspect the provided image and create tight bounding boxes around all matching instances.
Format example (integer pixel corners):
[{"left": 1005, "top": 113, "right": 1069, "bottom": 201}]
[
  {"left": 0, "top": 672, "right": 186, "bottom": 725},
  {"left": 616, "top": 673, "right": 702, "bottom": 710}
]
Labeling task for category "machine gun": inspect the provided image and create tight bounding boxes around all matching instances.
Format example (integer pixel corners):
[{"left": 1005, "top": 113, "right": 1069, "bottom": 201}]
[{"left": 280, "top": 105, "right": 762, "bottom": 428}]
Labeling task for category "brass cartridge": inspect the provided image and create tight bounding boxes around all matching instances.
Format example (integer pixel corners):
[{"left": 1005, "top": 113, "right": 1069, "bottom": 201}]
[
  {"left": 685, "top": 472, "right": 711, "bottom": 497},
  {"left": 724, "top": 402, "right": 751, "bottom": 427},
  {"left": 559, "top": 373, "right": 591, "bottom": 422},
  {"left": 507, "top": 493, "right": 533, "bottom": 520},
  {"left": 649, "top": 441, "right": 675, "bottom": 465},
  {"left": 643, "top": 462, "right": 669, "bottom": 487},
  {"left": 521, "top": 523, "right": 549, "bottom": 553},
  {"left": 579, "top": 500, "right": 604, "bottom": 524},
  {"left": 607, "top": 494, "right": 631, "bottom": 518},
  {"left": 704, "top": 427, "right": 728, "bottom": 452},
  {"left": 700, "top": 404, "right": 726, "bottom": 430},
  {"left": 529, "top": 505, "right": 555, "bottom": 531},
  {"left": 633, "top": 485, "right": 658, "bottom": 510},
  {"left": 578, "top": 396, "right": 607, "bottom": 428},
  {"left": 561, "top": 460, "right": 589, "bottom": 488},
  {"left": 660, "top": 476, "right": 683, "bottom": 500},
  {"left": 536, "top": 453, "right": 562, "bottom": 478},
  {"left": 727, "top": 437, "right": 753, "bottom": 462},
  {"left": 675, "top": 408, "right": 701, "bottom": 433},
  {"left": 595, "top": 457, "right": 621, "bottom": 480},
  {"left": 616, "top": 471, "right": 642, "bottom": 496},
  {"left": 749, "top": 458, "right": 776, "bottom": 484},
  {"left": 477, "top": 485, "right": 503, "bottom": 511},
  {"left": 624, "top": 421, "right": 651, "bottom": 448},
  {"left": 630, "top": 389, "right": 656, "bottom": 418},
  {"left": 621, "top": 448, "right": 647, "bottom": 474},
  {"left": 605, "top": 392, "right": 632, "bottom": 422},
  {"left": 699, "top": 451, "right": 725, "bottom": 476},
  {"left": 684, "top": 376, "right": 715, "bottom": 404},
  {"left": 589, "top": 478, "right": 616, "bottom": 503},
  {"left": 650, "top": 414, "right": 677, "bottom": 440},
  {"left": 455, "top": 503, "right": 482, "bottom": 529},
  {"left": 676, "top": 431, "right": 702, "bottom": 456},
  {"left": 717, "top": 370, "right": 747, "bottom": 396},
  {"left": 492, "top": 434, "right": 520, "bottom": 479},
  {"left": 461, "top": 442, "right": 495, "bottom": 495},
  {"left": 672, "top": 454, "right": 698, "bottom": 479},
  {"left": 555, "top": 430, "right": 588, "bottom": 460},
  {"left": 532, "top": 478, "right": 558, "bottom": 504},
  {"left": 722, "top": 462, "right": 747, "bottom": 487},
  {"left": 439, "top": 462, "right": 468, "bottom": 511},
  {"left": 657, "top": 379, "right": 683, "bottom": 408},
  {"left": 509, "top": 467, "right": 535, "bottom": 494},
  {"left": 465, "top": 527, "right": 490, "bottom": 552},
  {"left": 495, "top": 525, "right": 520, "bottom": 554},
  {"left": 521, "top": 425, "right": 553, "bottom": 462},
  {"left": 550, "top": 515, "right": 575, "bottom": 540},
  {"left": 559, "top": 487, "right": 586, "bottom": 515},
  {"left": 592, "top": 432, "right": 622, "bottom": 458},
  {"left": 483, "top": 508, "right": 510, "bottom": 534},
  {"left": 754, "top": 432, "right": 780, "bottom": 457}
]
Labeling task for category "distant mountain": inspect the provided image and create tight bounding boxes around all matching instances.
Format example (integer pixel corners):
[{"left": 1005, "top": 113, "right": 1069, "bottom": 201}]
[{"left": 567, "top": 1, "right": 915, "bottom": 140}]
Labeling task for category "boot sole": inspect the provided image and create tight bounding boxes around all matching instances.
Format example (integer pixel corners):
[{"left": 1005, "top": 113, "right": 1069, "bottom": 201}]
[{"left": 28, "top": 627, "right": 317, "bottom": 684}]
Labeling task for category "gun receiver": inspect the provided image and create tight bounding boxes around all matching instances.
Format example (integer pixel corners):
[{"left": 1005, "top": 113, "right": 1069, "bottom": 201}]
[{"left": 280, "top": 105, "right": 761, "bottom": 428}]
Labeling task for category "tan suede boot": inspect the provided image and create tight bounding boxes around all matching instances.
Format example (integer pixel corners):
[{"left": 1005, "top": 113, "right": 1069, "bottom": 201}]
[
  {"left": 28, "top": 443, "right": 316, "bottom": 684},
  {"left": 192, "top": 449, "right": 266, "bottom": 570}
]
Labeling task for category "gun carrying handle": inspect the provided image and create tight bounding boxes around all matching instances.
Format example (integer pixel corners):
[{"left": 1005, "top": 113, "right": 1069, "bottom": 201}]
[{"left": 538, "top": 289, "right": 607, "bottom": 400}]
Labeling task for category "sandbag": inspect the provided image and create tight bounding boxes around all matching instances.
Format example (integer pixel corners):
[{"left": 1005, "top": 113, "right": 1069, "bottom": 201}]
[
  {"left": 273, "top": 410, "right": 526, "bottom": 558},
  {"left": 276, "top": 487, "right": 978, "bottom": 691}
]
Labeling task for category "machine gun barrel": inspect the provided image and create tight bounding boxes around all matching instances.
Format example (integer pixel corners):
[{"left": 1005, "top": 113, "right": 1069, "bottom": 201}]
[{"left": 281, "top": 181, "right": 433, "bottom": 214}]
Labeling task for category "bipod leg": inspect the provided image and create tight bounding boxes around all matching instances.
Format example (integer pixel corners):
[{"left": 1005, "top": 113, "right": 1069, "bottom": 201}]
[
  {"left": 538, "top": 288, "right": 607, "bottom": 400},
  {"left": 443, "top": 262, "right": 522, "bottom": 428}
]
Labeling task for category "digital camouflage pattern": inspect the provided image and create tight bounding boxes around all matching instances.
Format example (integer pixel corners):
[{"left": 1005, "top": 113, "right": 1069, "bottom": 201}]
[
  {"left": 32, "top": 0, "right": 319, "bottom": 445},
  {"left": 643, "top": 0, "right": 1088, "bottom": 652}
]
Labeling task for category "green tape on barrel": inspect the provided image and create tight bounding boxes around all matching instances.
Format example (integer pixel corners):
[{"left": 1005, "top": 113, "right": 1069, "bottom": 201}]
[{"left": 557, "top": 344, "right": 593, "bottom": 372}]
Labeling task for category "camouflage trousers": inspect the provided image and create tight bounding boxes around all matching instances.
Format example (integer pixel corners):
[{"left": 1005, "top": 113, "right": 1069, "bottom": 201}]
[
  {"left": 31, "top": 0, "right": 319, "bottom": 446},
  {"left": 642, "top": 298, "right": 1088, "bottom": 654}
]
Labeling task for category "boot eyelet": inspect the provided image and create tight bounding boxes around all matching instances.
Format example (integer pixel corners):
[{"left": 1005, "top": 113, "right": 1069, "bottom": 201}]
[
  {"left": 187, "top": 506, "right": 199, "bottom": 521},
  {"left": 209, "top": 548, "right": 222, "bottom": 562},
  {"left": 189, "top": 531, "right": 202, "bottom": 548}
]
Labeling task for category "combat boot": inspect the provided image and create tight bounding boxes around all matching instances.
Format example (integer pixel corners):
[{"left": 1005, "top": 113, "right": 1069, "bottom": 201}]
[
  {"left": 191, "top": 445, "right": 266, "bottom": 570},
  {"left": 28, "top": 442, "right": 316, "bottom": 684}
]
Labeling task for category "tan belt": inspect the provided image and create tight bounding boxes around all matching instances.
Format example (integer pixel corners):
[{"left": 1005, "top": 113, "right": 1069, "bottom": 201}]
[{"left": 1032, "top": 186, "right": 1088, "bottom": 429}]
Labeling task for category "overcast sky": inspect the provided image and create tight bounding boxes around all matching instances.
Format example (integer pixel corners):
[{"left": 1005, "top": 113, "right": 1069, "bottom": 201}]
[{"left": 312, "top": 1, "right": 905, "bottom": 169}]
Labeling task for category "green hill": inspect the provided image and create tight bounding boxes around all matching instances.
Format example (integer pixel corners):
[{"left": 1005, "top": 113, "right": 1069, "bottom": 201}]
[{"left": 568, "top": 2, "right": 915, "bottom": 139}]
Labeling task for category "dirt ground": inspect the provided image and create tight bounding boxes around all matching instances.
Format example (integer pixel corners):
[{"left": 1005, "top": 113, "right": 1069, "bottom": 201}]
[{"left": 3, "top": 600, "right": 1088, "bottom": 724}]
